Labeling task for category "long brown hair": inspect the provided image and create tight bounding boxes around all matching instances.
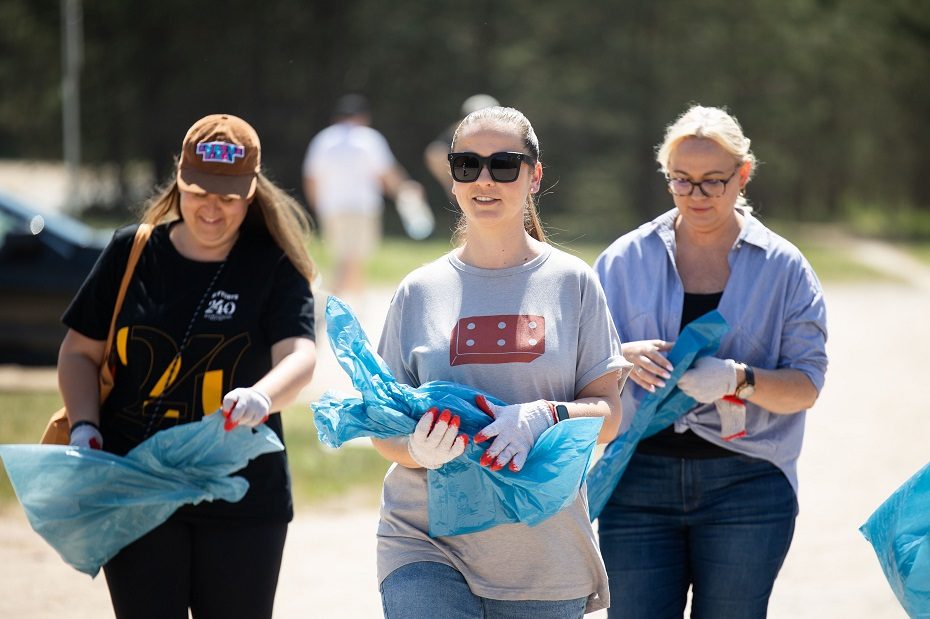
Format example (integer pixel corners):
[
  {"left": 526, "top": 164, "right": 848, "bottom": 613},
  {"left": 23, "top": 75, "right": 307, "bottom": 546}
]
[{"left": 139, "top": 174, "right": 317, "bottom": 283}]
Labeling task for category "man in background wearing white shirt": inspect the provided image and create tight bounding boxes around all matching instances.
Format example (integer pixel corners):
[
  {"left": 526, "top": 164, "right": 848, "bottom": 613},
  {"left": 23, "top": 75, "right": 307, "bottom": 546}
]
[{"left": 302, "top": 94, "right": 424, "bottom": 296}]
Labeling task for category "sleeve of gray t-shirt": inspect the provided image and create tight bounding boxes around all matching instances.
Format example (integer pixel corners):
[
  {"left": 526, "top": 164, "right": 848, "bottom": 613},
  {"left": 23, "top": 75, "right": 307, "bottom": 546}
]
[{"left": 377, "top": 284, "right": 418, "bottom": 387}]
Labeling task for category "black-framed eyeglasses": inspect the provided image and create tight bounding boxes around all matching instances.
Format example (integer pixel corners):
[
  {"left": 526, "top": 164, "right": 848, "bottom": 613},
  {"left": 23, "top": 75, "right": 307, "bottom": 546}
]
[
  {"left": 666, "top": 168, "right": 739, "bottom": 198},
  {"left": 447, "top": 151, "right": 536, "bottom": 183}
]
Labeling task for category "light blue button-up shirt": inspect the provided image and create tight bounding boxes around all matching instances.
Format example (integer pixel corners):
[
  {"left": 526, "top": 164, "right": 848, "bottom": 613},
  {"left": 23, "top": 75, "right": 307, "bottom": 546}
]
[{"left": 594, "top": 207, "right": 828, "bottom": 493}]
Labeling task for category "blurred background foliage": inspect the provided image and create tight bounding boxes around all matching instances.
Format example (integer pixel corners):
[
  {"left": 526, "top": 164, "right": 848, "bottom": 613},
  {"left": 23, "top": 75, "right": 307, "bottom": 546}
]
[{"left": 0, "top": 0, "right": 928, "bottom": 242}]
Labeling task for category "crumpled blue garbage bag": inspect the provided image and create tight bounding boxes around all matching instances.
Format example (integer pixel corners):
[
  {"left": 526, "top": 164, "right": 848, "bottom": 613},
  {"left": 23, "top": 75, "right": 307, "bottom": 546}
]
[
  {"left": 0, "top": 413, "right": 283, "bottom": 577},
  {"left": 313, "top": 295, "right": 602, "bottom": 537},
  {"left": 588, "top": 311, "right": 729, "bottom": 520},
  {"left": 860, "top": 462, "right": 930, "bottom": 618}
]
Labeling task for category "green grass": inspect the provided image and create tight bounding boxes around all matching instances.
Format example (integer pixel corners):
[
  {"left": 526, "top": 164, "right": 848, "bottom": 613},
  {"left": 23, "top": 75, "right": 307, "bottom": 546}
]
[
  {"left": 845, "top": 204, "right": 930, "bottom": 242},
  {"left": 283, "top": 405, "right": 388, "bottom": 506},
  {"left": 904, "top": 243, "right": 930, "bottom": 267},
  {"left": 766, "top": 220, "right": 904, "bottom": 283},
  {"left": 0, "top": 391, "right": 65, "bottom": 510},
  {"left": 0, "top": 391, "right": 388, "bottom": 511},
  {"left": 309, "top": 237, "right": 451, "bottom": 288},
  {"left": 792, "top": 243, "right": 894, "bottom": 282}
]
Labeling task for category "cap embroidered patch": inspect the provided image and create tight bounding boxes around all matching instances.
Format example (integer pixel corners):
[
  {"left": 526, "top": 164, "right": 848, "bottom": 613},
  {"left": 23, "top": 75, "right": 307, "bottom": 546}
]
[
  {"left": 196, "top": 141, "right": 245, "bottom": 164},
  {"left": 178, "top": 114, "right": 260, "bottom": 198}
]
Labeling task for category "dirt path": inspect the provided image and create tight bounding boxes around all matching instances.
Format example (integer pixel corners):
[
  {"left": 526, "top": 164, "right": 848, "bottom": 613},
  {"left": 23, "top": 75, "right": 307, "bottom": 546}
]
[{"left": 2, "top": 240, "right": 929, "bottom": 618}]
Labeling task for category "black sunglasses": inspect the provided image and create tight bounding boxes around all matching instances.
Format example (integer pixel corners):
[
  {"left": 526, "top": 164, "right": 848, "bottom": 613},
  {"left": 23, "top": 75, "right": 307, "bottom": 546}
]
[{"left": 447, "top": 151, "right": 536, "bottom": 183}]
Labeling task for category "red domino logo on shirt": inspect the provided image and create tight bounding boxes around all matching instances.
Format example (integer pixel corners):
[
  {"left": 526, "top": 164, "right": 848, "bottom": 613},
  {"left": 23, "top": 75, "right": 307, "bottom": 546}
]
[{"left": 449, "top": 314, "right": 545, "bottom": 366}]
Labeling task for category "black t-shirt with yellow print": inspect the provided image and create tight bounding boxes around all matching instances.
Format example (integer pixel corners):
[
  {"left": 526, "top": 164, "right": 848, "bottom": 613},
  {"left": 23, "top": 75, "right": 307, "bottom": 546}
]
[{"left": 63, "top": 221, "right": 315, "bottom": 522}]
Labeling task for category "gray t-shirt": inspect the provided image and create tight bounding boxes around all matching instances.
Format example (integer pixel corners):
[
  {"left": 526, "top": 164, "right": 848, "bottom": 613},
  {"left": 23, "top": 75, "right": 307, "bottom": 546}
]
[{"left": 376, "top": 245, "right": 626, "bottom": 612}]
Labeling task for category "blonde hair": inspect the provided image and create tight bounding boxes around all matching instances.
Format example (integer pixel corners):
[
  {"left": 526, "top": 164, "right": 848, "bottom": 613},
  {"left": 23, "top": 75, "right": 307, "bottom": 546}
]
[
  {"left": 656, "top": 105, "right": 757, "bottom": 207},
  {"left": 450, "top": 106, "right": 546, "bottom": 244},
  {"left": 139, "top": 173, "right": 317, "bottom": 283}
]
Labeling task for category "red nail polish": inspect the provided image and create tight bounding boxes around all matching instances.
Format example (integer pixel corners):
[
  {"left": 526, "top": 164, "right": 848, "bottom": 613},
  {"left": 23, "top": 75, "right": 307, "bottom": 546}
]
[
  {"left": 459, "top": 434, "right": 469, "bottom": 447},
  {"left": 509, "top": 461, "right": 520, "bottom": 472},
  {"left": 223, "top": 398, "right": 239, "bottom": 418},
  {"left": 475, "top": 395, "right": 494, "bottom": 418},
  {"left": 474, "top": 433, "right": 487, "bottom": 444},
  {"left": 439, "top": 410, "right": 452, "bottom": 424},
  {"left": 490, "top": 459, "right": 504, "bottom": 472},
  {"left": 450, "top": 415, "right": 461, "bottom": 429},
  {"left": 480, "top": 452, "right": 494, "bottom": 467}
]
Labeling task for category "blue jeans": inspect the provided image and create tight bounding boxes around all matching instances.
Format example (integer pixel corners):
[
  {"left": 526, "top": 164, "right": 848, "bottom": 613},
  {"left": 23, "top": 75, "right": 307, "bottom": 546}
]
[
  {"left": 597, "top": 452, "right": 798, "bottom": 619},
  {"left": 380, "top": 561, "right": 587, "bottom": 619}
]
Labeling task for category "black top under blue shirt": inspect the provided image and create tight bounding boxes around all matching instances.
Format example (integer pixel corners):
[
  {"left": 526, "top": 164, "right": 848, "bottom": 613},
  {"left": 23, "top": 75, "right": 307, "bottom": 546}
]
[{"left": 636, "top": 291, "right": 736, "bottom": 459}]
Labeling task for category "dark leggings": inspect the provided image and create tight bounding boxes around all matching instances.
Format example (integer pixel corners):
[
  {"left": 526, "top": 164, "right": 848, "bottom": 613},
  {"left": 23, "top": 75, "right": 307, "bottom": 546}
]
[{"left": 103, "top": 515, "right": 288, "bottom": 619}]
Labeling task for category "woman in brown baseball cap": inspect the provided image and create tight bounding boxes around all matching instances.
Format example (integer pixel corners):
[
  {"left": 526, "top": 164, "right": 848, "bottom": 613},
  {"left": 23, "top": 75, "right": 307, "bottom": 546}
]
[{"left": 57, "top": 113, "right": 318, "bottom": 618}]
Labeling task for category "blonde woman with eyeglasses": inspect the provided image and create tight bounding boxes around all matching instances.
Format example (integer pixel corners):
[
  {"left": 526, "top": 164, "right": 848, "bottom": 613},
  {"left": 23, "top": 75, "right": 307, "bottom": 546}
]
[{"left": 593, "top": 105, "right": 828, "bottom": 618}]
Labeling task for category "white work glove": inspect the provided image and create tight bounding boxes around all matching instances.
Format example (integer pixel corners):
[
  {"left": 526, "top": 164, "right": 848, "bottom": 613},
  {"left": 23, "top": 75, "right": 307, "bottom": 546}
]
[
  {"left": 69, "top": 421, "right": 103, "bottom": 450},
  {"left": 222, "top": 387, "right": 272, "bottom": 431},
  {"left": 677, "top": 357, "right": 738, "bottom": 403},
  {"left": 474, "top": 395, "right": 554, "bottom": 473},
  {"left": 407, "top": 407, "right": 468, "bottom": 470},
  {"left": 715, "top": 395, "right": 748, "bottom": 441}
]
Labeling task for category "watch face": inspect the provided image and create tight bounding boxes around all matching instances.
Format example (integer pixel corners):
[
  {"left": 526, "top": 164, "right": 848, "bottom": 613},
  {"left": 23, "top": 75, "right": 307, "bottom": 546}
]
[{"left": 737, "top": 365, "right": 755, "bottom": 399}]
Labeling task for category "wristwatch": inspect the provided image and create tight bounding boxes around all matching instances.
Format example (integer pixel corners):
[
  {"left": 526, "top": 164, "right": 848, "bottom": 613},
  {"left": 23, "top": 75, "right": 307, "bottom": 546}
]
[
  {"left": 555, "top": 404, "right": 570, "bottom": 422},
  {"left": 735, "top": 364, "right": 756, "bottom": 399}
]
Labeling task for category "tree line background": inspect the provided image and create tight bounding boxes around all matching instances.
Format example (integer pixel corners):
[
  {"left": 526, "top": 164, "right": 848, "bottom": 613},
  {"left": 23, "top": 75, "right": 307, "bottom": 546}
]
[{"left": 1, "top": 0, "right": 927, "bottom": 243}]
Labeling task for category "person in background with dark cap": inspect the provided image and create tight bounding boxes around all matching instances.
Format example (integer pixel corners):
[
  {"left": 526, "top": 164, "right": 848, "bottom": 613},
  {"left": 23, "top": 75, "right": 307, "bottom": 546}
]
[
  {"left": 423, "top": 93, "right": 500, "bottom": 201},
  {"left": 302, "top": 94, "right": 425, "bottom": 298},
  {"left": 57, "top": 113, "right": 318, "bottom": 619}
]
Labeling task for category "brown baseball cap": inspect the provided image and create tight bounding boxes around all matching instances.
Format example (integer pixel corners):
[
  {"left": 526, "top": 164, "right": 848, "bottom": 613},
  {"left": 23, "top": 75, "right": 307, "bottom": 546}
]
[{"left": 177, "top": 114, "right": 260, "bottom": 199}]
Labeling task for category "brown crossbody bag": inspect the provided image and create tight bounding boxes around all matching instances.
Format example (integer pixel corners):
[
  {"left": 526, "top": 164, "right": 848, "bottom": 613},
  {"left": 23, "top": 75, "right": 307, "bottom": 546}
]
[{"left": 39, "top": 224, "right": 153, "bottom": 445}]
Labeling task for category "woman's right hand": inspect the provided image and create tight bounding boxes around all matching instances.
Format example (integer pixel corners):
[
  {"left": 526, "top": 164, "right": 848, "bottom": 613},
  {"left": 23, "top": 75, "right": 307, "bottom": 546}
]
[
  {"left": 407, "top": 407, "right": 469, "bottom": 470},
  {"left": 623, "top": 339, "right": 674, "bottom": 393}
]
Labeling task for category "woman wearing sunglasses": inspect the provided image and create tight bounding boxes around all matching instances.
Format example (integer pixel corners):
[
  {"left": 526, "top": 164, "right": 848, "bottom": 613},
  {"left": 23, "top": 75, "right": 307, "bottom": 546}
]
[
  {"left": 371, "top": 106, "right": 630, "bottom": 618},
  {"left": 593, "top": 105, "right": 828, "bottom": 618}
]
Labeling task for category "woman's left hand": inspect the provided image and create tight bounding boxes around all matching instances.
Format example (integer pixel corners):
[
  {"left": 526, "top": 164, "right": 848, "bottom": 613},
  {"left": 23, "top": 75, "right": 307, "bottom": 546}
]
[
  {"left": 677, "top": 356, "right": 738, "bottom": 403},
  {"left": 473, "top": 396, "right": 554, "bottom": 473}
]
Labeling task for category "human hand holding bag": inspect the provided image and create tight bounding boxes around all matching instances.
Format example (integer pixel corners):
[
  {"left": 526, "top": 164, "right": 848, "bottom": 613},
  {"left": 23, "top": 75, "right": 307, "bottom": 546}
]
[
  {"left": 407, "top": 407, "right": 468, "bottom": 470},
  {"left": 473, "top": 395, "right": 555, "bottom": 473}
]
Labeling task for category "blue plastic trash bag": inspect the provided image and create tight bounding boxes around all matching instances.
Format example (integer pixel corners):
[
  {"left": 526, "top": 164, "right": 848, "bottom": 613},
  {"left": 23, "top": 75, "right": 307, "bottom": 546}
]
[
  {"left": 313, "top": 295, "right": 602, "bottom": 537},
  {"left": 0, "top": 413, "right": 283, "bottom": 577},
  {"left": 860, "top": 462, "right": 930, "bottom": 617},
  {"left": 588, "top": 310, "right": 729, "bottom": 520}
]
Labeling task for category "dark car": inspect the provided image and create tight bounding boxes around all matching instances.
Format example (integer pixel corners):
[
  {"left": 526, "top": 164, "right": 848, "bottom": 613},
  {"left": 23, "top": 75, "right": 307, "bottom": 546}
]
[{"left": 0, "top": 192, "right": 109, "bottom": 365}]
